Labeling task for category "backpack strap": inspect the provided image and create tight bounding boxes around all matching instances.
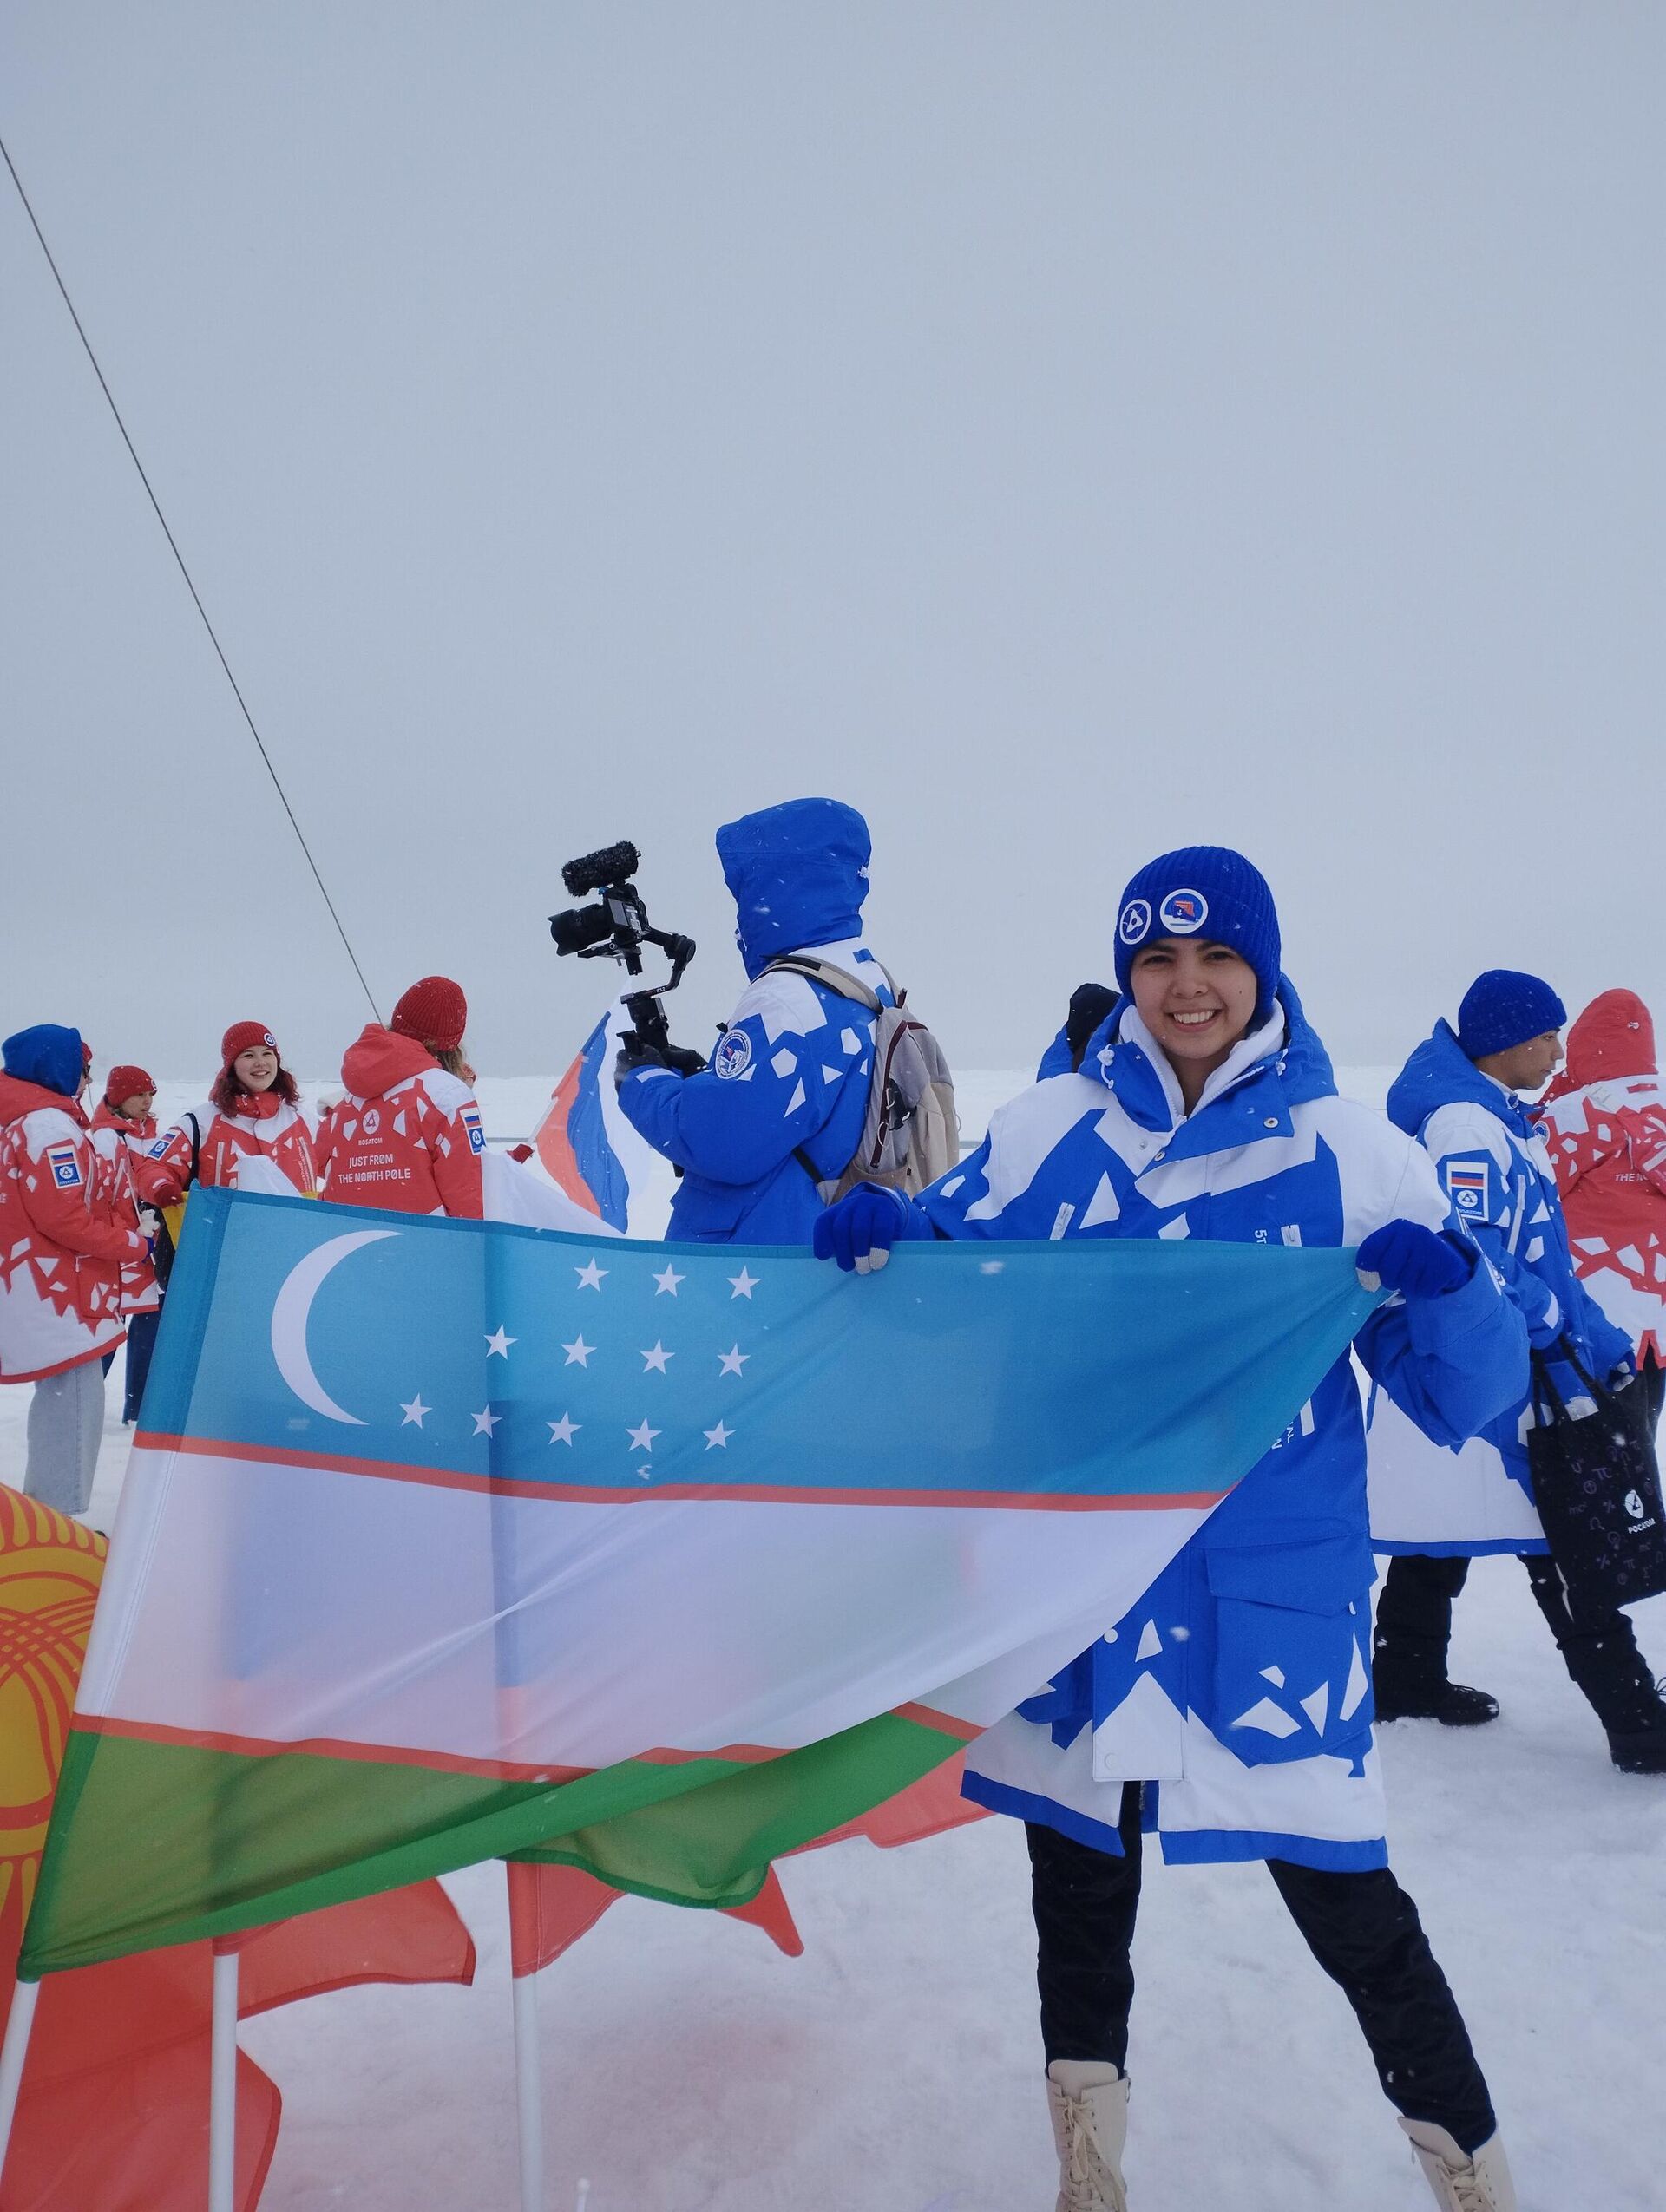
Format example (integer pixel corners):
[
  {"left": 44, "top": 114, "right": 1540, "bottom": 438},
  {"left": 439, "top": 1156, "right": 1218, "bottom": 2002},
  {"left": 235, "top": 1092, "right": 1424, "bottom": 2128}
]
[
  {"left": 184, "top": 1110, "right": 202, "bottom": 1190},
  {"left": 761, "top": 959, "right": 898, "bottom": 1191},
  {"left": 762, "top": 953, "right": 896, "bottom": 1014}
]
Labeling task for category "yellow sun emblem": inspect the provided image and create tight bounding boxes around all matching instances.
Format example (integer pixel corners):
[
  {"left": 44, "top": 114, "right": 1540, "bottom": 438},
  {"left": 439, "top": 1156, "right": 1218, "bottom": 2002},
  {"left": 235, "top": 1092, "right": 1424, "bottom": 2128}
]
[{"left": 0, "top": 1490, "right": 106, "bottom": 1958}]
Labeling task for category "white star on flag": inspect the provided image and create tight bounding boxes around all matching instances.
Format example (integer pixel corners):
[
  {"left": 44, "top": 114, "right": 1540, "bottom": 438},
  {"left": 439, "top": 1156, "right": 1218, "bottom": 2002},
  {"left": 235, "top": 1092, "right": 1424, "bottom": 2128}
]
[
  {"left": 718, "top": 1345, "right": 749, "bottom": 1377},
  {"left": 547, "top": 1413, "right": 580, "bottom": 1445},
  {"left": 574, "top": 1259, "right": 608, "bottom": 1291},
  {"left": 727, "top": 1267, "right": 759, "bottom": 1300},
  {"left": 640, "top": 1341, "right": 673, "bottom": 1373},
  {"left": 626, "top": 1418, "right": 659, "bottom": 1453},
  {"left": 399, "top": 1395, "right": 430, "bottom": 1428},
  {"left": 562, "top": 1336, "right": 594, "bottom": 1367},
  {"left": 472, "top": 1408, "right": 500, "bottom": 1436},
  {"left": 704, "top": 1422, "right": 732, "bottom": 1450},
  {"left": 652, "top": 1264, "right": 685, "bottom": 1296},
  {"left": 485, "top": 1325, "right": 516, "bottom": 1358}
]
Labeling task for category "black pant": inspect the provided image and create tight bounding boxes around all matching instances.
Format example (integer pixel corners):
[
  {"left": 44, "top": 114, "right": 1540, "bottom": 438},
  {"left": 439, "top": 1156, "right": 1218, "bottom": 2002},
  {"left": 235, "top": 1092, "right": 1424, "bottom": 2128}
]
[
  {"left": 1374, "top": 1551, "right": 1660, "bottom": 1731},
  {"left": 1028, "top": 1795, "right": 1496, "bottom": 2154},
  {"left": 121, "top": 1307, "right": 160, "bottom": 1425}
]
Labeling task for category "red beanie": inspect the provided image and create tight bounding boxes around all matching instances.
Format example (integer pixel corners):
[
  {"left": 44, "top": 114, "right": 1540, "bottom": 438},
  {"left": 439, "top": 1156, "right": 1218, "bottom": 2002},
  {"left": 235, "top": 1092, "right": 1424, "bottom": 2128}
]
[
  {"left": 390, "top": 977, "right": 468, "bottom": 1052},
  {"left": 105, "top": 1063, "right": 155, "bottom": 1103},
  {"left": 221, "top": 1021, "right": 278, "bottom": 1067}
]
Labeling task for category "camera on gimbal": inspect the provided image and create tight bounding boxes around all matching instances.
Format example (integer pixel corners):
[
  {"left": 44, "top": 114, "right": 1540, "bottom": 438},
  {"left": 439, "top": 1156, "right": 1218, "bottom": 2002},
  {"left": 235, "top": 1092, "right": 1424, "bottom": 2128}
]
[{"left": 548, "top": 841, "right": 695, "bottom": 1056}]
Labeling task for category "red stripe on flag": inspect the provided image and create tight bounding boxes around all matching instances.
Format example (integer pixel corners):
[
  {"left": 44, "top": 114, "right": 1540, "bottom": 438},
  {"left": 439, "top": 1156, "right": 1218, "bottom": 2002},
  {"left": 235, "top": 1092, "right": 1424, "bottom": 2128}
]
[{"left": 129, "top": 1433, "right": 1225, "bottom": 1515}]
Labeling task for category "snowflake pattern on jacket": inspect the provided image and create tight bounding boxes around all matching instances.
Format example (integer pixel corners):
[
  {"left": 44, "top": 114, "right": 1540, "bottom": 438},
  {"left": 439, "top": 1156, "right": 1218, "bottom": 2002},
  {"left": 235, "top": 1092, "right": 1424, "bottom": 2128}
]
[
  {"left": 1538, "top": 991, "right": 1666, "bottom": 1364},
  {"left": 908, "top": 985, "right": 1525, "bottom": 1869},
  {"left": 0, "top": 1032, "right": 143, "bottom": 1383},
  {"left": 618, "top": 798, "right": 895, "bottom": 1246}
]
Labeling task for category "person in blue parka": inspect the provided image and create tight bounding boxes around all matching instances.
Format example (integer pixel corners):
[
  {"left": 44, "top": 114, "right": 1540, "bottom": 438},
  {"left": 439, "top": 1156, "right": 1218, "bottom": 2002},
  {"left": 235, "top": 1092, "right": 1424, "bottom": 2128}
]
[
  {"left": 813, "top": 848, "right": 1526, "bottom": 2212},
  {"left": 1368, "top": 971, "right": 1666, "bottom": 1772},
  {"left": 613, "top": 798, "right": 895, "bottom": 1244}
]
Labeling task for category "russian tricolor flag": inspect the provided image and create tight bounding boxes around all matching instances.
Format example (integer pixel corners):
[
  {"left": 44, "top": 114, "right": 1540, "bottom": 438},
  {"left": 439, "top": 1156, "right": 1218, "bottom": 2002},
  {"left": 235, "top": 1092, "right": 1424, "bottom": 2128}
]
[{"left": 532, "top": 1005, "right": 665, "bottom": 1236}]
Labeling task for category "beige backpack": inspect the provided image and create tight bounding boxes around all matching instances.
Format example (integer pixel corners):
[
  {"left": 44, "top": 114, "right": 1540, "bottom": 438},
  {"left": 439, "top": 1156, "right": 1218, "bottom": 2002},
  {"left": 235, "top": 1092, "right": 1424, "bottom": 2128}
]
[{"left": 765, "top": 955, "right": 959, "bottom": 1200}]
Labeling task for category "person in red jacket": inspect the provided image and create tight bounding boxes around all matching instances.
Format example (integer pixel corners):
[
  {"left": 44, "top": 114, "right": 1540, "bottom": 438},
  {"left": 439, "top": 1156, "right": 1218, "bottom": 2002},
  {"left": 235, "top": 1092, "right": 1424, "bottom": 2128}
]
[
  {"left": 139, "top": 1023, "right": 316, "bottom": 1208},
  {"left": 318, "top": 977, "right": 485, "bottom": 1219},
  {"left": 89, "top": 1064, "right": 163, "bottom": 1423},
  {"left": 1538, "top": 989, "right": 1666, "bottom": 1427},
  {"left": 0, "top": 1025, "right": 148, "bottom": 1516}
]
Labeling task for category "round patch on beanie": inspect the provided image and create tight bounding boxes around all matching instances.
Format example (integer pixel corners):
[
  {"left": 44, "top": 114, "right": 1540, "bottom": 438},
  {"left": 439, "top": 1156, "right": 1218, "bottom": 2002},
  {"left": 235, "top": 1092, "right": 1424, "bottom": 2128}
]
[
  {"left": 1157, "top": 888, "right": 1209, "bottom": 935},
  {"left": 1118, "top": 897, "right": 1153, "bottom": 947}
]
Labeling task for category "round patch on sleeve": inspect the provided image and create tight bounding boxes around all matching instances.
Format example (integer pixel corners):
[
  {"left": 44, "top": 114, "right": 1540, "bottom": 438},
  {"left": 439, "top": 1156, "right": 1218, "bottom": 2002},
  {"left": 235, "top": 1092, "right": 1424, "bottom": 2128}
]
[{"left": 712, "top": 1030, "right": 753, "bottom": 1081}]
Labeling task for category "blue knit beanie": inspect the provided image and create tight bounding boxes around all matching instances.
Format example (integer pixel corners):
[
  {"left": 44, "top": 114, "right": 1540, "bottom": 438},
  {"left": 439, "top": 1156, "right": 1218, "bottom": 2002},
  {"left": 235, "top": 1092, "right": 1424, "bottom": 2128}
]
[
  {"left": 1113, "top": 847, "right": 1282, "bottom": 1022},
  {"left": 1456, "top": 971, "right": 1567, "bottom": 1061}
]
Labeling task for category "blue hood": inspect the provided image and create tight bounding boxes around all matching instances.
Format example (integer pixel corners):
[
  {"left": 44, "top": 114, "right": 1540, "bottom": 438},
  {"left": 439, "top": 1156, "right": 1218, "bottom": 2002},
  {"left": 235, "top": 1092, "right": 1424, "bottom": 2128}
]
[
  {"left": 717, "top": 798, "right": 871, "bottom": 978},
  {"left": 1387, "top": 1021, "right": 1533, "bottom": 1142},
  {"left": 1, "top": 1024, "right": 86, "bottom": 1098},
  {"left": 1082, "top": 976, "right": 1335, "bottom": 1149}
]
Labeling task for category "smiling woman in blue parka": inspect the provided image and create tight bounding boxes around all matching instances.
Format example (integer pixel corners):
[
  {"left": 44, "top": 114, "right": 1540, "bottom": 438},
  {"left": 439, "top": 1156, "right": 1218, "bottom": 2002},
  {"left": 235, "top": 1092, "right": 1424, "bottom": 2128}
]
[{"left": 815, "top": 847, "right": 1528, "bottom": 2212}]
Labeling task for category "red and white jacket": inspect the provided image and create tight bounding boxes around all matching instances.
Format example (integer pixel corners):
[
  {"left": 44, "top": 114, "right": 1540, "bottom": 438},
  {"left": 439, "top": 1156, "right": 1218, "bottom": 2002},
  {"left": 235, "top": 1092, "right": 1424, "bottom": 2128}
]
[
  {"left": 0, "top": 1077, "right": 147, "bottom": 1383},
  {"left": 89, "top": 1102, "right": 161, "bottom": 1316},
  {"left": 1538, "top": 990, "right": 1666, "bottom": 1364},
  {"left": 318, "top": 1028, "right": 485, "bottom": 1219},
  {"left": 137, "top": 1095, "right": 317, "bottom": 1207}
]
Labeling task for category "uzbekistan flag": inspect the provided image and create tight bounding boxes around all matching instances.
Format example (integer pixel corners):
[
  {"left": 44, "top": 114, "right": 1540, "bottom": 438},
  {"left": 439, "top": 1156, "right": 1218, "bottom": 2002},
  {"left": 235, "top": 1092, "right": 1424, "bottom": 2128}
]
[
  {"left": 532, "top": 1005, "right": 663, "bottom": 1234},
  {"left": 21, "top": 1189, "right": 1377, "bottom": 1976}
]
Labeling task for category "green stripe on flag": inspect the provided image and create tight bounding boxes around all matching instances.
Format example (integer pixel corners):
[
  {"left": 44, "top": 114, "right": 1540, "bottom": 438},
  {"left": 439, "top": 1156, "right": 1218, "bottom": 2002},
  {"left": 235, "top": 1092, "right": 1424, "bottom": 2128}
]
[{"left": 22, "top": 1713, "right": 962, "bottom": 1974}]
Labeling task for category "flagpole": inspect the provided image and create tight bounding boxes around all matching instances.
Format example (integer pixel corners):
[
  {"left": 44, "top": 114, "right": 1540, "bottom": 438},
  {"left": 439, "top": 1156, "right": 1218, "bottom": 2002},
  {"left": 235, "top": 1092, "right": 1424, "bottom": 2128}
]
[
  {"left": 209, "top": 1947, "right": 239, "bottom": 2212},
  {"left": 0, "top": 1978, "right": 40, "bottom": 2183},
  {"left": 507, "top": 1863, "right": 546, "bottom": 2212}
]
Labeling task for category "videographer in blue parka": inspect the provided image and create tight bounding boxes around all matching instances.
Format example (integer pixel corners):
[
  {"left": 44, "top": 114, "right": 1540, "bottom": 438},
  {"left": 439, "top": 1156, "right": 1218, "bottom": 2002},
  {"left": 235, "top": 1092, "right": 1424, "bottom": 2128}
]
[
  {"left": 613, "top": 798, "right": 895, "bottom": 1244},
  {"left": 814, "top": 847, "right": 1531, "bottom": 2210}
]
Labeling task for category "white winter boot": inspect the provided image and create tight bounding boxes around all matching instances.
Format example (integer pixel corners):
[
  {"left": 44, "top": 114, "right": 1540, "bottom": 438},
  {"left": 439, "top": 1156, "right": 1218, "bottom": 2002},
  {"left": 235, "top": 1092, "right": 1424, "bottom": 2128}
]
[
  {"left": 1046, "top": 2060, "right": 1130, "bottom": 2212},
  {"left": 1400, "top": 2117, "right": 1518, "bottom": 2211}
]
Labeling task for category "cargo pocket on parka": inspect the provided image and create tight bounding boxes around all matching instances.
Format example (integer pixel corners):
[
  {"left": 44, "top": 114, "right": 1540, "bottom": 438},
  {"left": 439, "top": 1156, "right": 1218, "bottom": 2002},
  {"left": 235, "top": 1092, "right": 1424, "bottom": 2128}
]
[{"left": 1204, "top": 1535, "right": 1375, "bottom": 1768}]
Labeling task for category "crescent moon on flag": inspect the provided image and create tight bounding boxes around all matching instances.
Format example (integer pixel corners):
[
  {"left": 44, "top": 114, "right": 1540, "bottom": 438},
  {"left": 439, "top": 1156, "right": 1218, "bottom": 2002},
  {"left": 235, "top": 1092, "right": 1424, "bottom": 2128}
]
[{"left": 270, "top": 1229, "right": 399, "bottom": 1425}]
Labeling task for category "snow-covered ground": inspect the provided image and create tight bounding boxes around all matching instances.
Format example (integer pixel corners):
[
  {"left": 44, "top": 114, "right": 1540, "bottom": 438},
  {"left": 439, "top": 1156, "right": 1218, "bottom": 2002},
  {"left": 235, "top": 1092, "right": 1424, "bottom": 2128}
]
[{"left": 5, "top": 1069, "right": 1662, "bottom": 2209}]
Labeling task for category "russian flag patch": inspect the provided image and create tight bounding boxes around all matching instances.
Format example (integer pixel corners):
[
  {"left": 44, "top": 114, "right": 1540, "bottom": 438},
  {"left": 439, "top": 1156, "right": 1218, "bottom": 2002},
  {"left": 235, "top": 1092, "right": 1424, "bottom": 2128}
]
[
  {"left": 1443, "top": 1159, "right": 1492, "bottom": 1216},
  {"left": 461, "top": 1103, "right": 485, "bottom": 1155},
  {"left": 44, "top": 1142, "right": 83, "bottom": 1190}
]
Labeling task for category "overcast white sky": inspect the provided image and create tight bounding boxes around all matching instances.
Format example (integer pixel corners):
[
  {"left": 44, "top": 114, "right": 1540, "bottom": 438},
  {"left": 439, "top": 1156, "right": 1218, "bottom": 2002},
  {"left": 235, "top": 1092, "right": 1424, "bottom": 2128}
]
[{"left": 3, "top": 3, "right": 1663, "bottom": 1082}]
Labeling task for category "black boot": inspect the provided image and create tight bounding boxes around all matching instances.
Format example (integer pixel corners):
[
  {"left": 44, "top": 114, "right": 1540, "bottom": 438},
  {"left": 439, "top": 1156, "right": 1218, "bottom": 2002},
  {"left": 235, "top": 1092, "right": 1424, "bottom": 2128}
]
[
  {"left": 1373, "top": 1556, "right": 1499, "bottom": 1727},
  {"left": 1522, "top": 1556, "right": 1666, "bottom": 1772},
  {"left": 1374, "top": 1675, "right": 1500, "bottom": 1726}
]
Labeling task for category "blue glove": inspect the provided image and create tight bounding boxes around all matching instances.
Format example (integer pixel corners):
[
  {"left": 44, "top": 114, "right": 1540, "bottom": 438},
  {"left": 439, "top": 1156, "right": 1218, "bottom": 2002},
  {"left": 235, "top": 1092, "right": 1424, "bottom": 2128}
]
[
  {"left": 812, "top": 1185, "right": 913, "bottom": 1273},
  {"left": 1356, "top": 1221, "right": 1473, "bottom": 1299}
]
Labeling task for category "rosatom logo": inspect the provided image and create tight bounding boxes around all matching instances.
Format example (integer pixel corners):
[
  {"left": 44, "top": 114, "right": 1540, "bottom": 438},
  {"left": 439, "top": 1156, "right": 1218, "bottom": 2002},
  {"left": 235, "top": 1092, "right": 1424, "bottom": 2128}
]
[
  {"left": 1118, "top": 897, "right": 1152, "bottom": 946},
  {"left": 1625, "top": 1489, "right": 1647, "bottom": 1522},
  {"left": 362, "top": 1107, "right": 381, "bottom": 1137},
  {"left": 45, "top": 1143, "right": 82, "bottom": 1191},
  {"left": 1158, "top": 888, "right": 1209, "bottom": 935}
]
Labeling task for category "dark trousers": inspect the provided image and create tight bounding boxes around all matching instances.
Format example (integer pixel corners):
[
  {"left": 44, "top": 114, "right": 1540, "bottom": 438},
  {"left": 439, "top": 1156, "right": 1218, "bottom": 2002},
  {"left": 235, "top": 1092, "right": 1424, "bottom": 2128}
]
[
  {"left": 1027, "top": 1793, "right": 1496, "bottom": 2154},
  {"left": 1374, "top": 1550, "right": 1660, "bottom": 1731},
  {"left": 121, "top": 1308, "right": 160, "bottom": 1425}
]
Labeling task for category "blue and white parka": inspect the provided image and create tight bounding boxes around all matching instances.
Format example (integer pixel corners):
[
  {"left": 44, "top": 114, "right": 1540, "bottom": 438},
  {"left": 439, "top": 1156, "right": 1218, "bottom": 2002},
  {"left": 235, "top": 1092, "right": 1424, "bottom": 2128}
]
[
  {"left": 617, "top": 799, "right": 894, "bottom": 1245},
  {"left": 896, "top": 987, "right": 1526, "bottom": 1870},
  {"left": 1366, "top": 1020, "right": 1634, "bottom": 1558}
]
